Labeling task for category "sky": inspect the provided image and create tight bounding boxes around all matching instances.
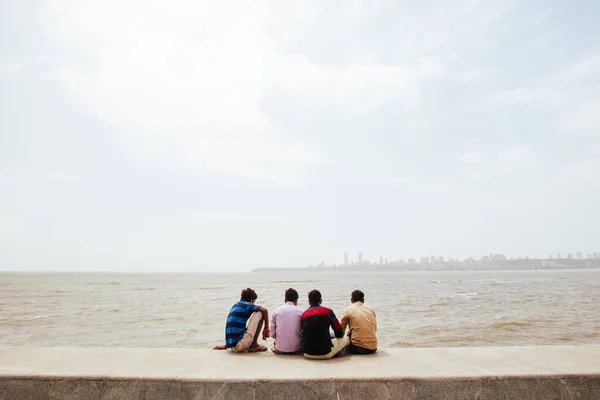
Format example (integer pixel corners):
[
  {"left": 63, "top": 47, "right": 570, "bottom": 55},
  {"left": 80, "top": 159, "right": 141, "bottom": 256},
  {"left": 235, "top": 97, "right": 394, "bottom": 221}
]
[{"left": 1, "top": 0, "right": 599, "bottom": 272}]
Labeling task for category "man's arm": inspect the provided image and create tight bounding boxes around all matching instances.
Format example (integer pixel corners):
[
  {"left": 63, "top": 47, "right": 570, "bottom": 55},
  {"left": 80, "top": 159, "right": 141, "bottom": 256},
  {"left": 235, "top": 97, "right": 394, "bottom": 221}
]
[
  {"left": 213, "top": 344, "right": 227, "bottom": 350},
  {"left": 340, "top": 310, "right": 349, "bottom": 334},
  {"left": 258, "top": 306, "right": 270, "bottom": 340},
  {"left": 329, "top": 310, "right": 344, "bottom": 338},
  {"left": 270, "top": 309, "right": 277, "bottom": 339}
]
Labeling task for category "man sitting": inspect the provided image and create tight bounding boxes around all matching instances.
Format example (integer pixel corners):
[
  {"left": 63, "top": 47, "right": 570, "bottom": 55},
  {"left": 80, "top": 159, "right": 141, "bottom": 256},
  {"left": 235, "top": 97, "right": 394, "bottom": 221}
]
[
  {"left": 301, "top": 289, "right": 349, "bottom": 359},
  {"left": 271, "top": 288, "right": 304, "bottom": 354},
  {"left": 213, "top": 288, "right": 270, "bottom": 352},
  {"left": 340, "top": 289, "right": 377, "bottom": 354}
]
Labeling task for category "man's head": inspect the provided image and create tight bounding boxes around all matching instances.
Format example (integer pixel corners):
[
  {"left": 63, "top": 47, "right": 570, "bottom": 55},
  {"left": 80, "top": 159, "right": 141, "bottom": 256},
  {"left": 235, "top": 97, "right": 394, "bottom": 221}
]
[
  {"left": 285, "top": 288, "right": 299, "bottom": 305},
  {"left": 240, "top": 288, "right": 258, "bottom": 303},
  {"left": 308, "top": 289, "right": 322, "bottom": 306},
  {"left": 351, "top": 290, "right": 364, "bottom": 303}
]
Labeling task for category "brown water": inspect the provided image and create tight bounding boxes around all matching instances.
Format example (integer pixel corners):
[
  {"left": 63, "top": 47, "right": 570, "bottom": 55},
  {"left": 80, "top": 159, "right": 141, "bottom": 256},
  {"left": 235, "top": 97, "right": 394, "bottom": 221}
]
[{"left": 1, "top": 270, "right": 599, "bottom": 348}]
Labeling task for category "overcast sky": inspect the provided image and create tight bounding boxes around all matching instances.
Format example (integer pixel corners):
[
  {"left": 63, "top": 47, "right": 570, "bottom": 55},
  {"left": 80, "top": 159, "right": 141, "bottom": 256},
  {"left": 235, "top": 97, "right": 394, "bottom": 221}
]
[{"left": 1, "top": 1, "right": 599, "bottom": 272}]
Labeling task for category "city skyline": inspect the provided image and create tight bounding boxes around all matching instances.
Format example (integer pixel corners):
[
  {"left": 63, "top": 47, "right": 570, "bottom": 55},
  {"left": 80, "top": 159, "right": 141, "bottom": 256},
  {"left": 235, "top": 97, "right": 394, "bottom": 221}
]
[{"left": 312, "top": 251, "right": 600, "bottom": 268}]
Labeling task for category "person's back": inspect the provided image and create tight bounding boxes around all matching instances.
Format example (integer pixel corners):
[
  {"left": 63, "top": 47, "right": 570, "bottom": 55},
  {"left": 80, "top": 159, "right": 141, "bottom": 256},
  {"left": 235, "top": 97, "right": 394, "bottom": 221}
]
[
  {"left": 271, "top": 288, "right": 303, "bottom": 354},
  {"left": 340, "top": 290, "right": 377, "bottom": 354},
  {"left": 213, "top": 288, "right": 270, "bottom": 352},
  {"left": 301, "top": 289, "right": 348, "bottom": 359}
]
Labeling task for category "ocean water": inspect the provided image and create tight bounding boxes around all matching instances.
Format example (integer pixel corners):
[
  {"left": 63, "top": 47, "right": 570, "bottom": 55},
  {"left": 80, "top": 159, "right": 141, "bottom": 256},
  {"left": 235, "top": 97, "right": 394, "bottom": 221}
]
[{"left": 1, "top": 269, "right": 599, "bottom": 348}]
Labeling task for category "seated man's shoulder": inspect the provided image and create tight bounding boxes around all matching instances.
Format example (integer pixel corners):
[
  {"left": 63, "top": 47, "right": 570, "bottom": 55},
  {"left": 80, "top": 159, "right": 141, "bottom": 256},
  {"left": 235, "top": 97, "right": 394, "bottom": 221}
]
[{"left": 343, "top": 304, "right": 354, "bottom": 313}]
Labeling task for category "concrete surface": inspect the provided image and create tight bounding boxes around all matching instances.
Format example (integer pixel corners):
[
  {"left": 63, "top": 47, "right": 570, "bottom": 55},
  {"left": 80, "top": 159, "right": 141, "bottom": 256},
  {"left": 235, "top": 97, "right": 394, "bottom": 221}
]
[{"left": 1, "top": 346, "right": 599, "bottom": 399}]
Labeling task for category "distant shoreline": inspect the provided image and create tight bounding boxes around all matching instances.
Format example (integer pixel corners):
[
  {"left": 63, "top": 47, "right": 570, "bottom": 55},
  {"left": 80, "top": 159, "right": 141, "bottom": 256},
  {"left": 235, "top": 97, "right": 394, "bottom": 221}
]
[
  {"left": 252, "top": 266, "right": 600, "bottom": 273},
  {"left": 1, "top": 266, "right": 599, "bottom": 274}
]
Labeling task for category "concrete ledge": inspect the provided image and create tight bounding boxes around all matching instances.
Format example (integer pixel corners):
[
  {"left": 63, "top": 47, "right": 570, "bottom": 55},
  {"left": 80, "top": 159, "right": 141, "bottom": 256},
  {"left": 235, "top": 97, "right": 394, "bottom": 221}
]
[{"left": 1, "top": 346, "right": 600, "bottom": 399}]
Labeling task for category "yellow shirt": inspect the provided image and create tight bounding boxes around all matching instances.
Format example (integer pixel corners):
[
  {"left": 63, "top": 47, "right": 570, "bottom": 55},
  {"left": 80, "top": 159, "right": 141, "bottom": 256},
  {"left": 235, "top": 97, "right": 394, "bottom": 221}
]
[{"left": 340, "top": 301, "right": 377, "bottom": 350}]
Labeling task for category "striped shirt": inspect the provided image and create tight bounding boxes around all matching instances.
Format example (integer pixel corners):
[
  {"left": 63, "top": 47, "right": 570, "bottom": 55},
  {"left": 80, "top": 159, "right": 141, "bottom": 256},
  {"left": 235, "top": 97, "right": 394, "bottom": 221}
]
[{"left": 225, "top": 301, "right": 260, "bottom": 348}]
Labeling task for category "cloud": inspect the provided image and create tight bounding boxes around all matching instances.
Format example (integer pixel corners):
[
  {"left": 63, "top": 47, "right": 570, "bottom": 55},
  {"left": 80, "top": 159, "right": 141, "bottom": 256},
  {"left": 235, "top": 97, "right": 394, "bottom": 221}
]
[
  {"left": 41, "top": 0, "right": 448, "bottom": 182},
  {"left": 458, "top": 146, "right": 543, "bottom": 182},
  {"left": 485, "top": 54, "right": 600, "bottom": 137},
  {"left": 0, "top": 61, "right": 21, "bottom": 76},
  {"left": 32, "top": 172, "right": 82, "bottom": 182}
]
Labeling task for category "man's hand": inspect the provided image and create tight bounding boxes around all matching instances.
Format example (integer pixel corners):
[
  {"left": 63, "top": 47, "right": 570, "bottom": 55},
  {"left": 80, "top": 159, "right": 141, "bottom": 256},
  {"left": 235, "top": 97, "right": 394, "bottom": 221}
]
[
  {"left": 262, "top": 326, "right": 271, "bottom": 340},
  {"left": 213, "top": 345, "right": 227, "bottom": 350}
]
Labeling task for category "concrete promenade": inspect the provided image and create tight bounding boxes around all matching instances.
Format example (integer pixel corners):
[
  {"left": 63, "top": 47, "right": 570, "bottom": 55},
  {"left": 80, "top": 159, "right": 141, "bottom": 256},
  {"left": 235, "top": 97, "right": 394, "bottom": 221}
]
[{"left": 1, "top": 345, "right": 599, "bottom": 399}]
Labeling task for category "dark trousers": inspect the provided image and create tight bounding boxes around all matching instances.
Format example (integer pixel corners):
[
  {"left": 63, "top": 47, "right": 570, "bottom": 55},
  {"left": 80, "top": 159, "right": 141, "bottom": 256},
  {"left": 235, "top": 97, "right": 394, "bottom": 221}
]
[{"left": 349, "top": 344, "right": 377, "bottom": 354}]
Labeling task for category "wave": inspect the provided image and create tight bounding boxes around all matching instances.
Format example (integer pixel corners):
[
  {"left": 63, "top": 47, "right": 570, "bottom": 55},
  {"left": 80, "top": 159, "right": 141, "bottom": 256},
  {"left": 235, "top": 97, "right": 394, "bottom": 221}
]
[
  {"left": 269, "top": 280, "right": 320, "bottom": 283},
  {"left": 392, "top": 340, "right": 417, "bottom": 347},
  {"left": 487, "top": 316, "right": 539, "bottom": 331},
  {"left": 489, "top": 320, "right": 535, "bottom": 329},
  {"left": 413, "top": 325, "right": 446, "bottom": 334},
  {"left": 8, "top": 313, "right": 64, "bottom": 322},
  {"left": 430, "top": 302, "right": 451, "bottom": 307},
  {"left": 31, "top": 314, "right": 62, "bottom": 320},
  {"left": 451, "top": 292, "right": 478, "bottom": 298}
]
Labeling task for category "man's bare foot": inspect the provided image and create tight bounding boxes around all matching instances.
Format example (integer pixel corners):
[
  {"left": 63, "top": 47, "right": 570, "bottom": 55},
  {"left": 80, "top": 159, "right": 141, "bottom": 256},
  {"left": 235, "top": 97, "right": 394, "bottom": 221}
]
[
  {"left": 213, "top": 345, "right": 227, "bottom": 350},
  {"left": 248, "top": 344, "right": 267, "bottom": 352}
]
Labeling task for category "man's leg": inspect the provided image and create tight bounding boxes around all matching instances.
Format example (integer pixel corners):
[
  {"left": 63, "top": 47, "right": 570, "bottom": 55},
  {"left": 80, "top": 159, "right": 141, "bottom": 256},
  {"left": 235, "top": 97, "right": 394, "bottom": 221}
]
[
  {"left": 248, "top": 312, "right": 264, "bottom": 350},
  {"left": 349, "top": 344, "right": 377, "bottom": 354},
  {"left": 232, "top": 312, "right": 264, "bottom": 352},
  {"left": 303, "top": 337, "right": 349, "bottom": 360}
]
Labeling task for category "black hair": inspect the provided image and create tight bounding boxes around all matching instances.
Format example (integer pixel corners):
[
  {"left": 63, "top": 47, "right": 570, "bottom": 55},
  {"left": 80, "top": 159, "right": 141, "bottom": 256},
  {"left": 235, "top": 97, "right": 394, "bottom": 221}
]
[
  {"left": 351, "top": 290, "right": 364, "bottom": 303},
  {"left": 308, "top": 289, "right": 321, "bottom": 306},
  {"left": 285, "top": 288, "right": 299, "bottom": 302},
  {"left": 240, "top": 288, "right": 258, "bottom": 302}
]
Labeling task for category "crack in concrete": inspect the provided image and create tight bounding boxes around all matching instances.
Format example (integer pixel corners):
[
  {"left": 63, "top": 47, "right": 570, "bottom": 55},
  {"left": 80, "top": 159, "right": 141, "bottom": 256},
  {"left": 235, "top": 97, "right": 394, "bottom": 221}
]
[
  {"left": 561, "top": 378, "right": 574, "bottom": 400},
  {"left": 95, "top": 380, "right": 105, "bottom": 400}
]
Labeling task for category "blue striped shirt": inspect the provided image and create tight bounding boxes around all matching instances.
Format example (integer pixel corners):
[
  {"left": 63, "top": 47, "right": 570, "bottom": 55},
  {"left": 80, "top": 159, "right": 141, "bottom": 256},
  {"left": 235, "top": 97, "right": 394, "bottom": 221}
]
[{"left": 225, "top": 301, "right": 260, "bottom": 348}]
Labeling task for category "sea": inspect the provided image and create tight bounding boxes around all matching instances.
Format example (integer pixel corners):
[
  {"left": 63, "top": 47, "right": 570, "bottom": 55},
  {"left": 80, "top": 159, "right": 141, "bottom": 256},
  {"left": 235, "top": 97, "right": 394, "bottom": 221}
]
[{"left": 1, "top": 269, "right": 599, "bottom": 349}]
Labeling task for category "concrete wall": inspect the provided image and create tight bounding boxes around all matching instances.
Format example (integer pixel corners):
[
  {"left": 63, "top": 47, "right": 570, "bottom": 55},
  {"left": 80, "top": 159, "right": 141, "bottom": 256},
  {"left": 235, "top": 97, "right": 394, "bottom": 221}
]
[
  {"left": 2, "top": 376, "right": 600, "bottom": 400},
  {"left": 1, "top": 346, "right": 599, "bottom": 399}
]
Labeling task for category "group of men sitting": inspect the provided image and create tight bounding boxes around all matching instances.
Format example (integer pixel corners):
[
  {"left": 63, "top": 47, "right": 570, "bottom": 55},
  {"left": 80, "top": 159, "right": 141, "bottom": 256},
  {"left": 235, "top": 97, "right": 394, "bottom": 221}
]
[{"left": 213, "top": 287, "right": 377, "bottom": 359}]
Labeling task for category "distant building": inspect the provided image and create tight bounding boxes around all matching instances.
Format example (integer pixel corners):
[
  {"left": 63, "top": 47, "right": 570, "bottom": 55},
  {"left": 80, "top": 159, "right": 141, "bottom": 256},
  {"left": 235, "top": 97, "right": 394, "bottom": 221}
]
[
  {"left": 380, "top": 257, "right": 383, "bottom": 265},
  {"left": 408, "top": 258, "right": 416, "bottom": 265},
  {"left": 557, "top": 253, "right": 562, "bottom": 259},
  {"left": 594, "top": 252, "right": 600, "bottom": 259},
  {"left": 358, "top": 253, "right": 363, "bottom": 264},
  {"left": 482, "top": 255, "right": 490, "bottom": 262},
  {"left": 438, "top": 256, "right": 444, "bottom": 263},
  {"left": 493, "top": 254, "right": 507, "bottom": 261},
  {"left": 568, "top": 253, "right": 573, "bottom": 259},
  {"left": 430, "top": 255, "right": 436, "bottom": 265},
  {"left": 344, "top": 252, "right": 348, "bottom": 265}
]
